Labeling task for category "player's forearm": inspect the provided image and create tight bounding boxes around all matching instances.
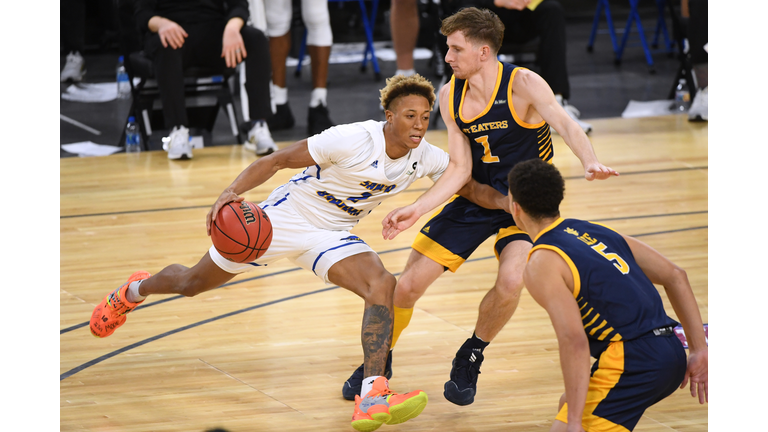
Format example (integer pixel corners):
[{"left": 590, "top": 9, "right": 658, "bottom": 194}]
[
  {"left": 559, "top": 333, "right": 590, "bottom": 426},
  {"left": 663, "top": 268, "right": 707, "bottom": 351},
  {"left": 411, "top": 159, "right": 471, "bottom": 216},
  {"left": 563, "top": 132, "right": 599, "bottom": 168},
  {"left": 226, "top": 156, "right": 281, "bottom": 196},
  {"left": 458, "top": 178, "right": 508, "bottom": 211}
]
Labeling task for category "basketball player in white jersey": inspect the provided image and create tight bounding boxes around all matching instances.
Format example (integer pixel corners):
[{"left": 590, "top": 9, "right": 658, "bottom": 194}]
[{"left": 89, "top": 74, "right": 448, "bottom": 431}]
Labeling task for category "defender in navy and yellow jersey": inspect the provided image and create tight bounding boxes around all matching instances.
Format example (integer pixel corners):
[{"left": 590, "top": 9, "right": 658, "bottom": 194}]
[
  {"left": 346, "top": 7, "right": 618, "bottom": 407},
  {"left": 509, "top": 159, "right": 708, "bottom": 432}
]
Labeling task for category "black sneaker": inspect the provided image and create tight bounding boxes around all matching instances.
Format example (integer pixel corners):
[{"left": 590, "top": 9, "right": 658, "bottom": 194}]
[
  {"left": 443, "top": 348, "right": 483, "bottom": 406},
  {"left": 342, "top": 351, "right": 393, "bottom": 401},
  {"left": 267, "top": 102, "right": 295, "bottom": 131},
  {"left": 308, "top": 104, "right": 334, "bottom": 136}
]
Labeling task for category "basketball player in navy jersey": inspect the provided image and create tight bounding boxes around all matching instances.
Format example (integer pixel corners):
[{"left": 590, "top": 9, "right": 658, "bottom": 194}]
[
  {"left": 341, "top": 7, "right": 619, "bottom": 405},
  {"left": 509, "top": 159, "right": 707, "bottom": 431}
]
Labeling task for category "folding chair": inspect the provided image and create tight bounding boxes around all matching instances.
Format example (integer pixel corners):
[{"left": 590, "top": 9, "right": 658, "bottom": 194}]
[
  {"left": 122, "top": 54, "right": 244, "bottom": 150},
  {"left": 116, "top": 0, "right": 244, "bottom": 150},
  {"left": 587, "top": 0, "right": 674, "bottom": 72},
  {"left": 663, "top": 0, "right": 695, "bottom": 99}
]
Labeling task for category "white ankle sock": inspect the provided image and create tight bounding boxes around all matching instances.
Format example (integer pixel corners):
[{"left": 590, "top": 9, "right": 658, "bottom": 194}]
[
  {"left": 361, "top": 375, "right": 383, "bottom": 397},
  {"left": 126, "top": 280, "right": 147, "bottom": 303},
  {"left": 395, "top": 69, "right": 416, "bottom": 77},
  {"left": 309, "top": 88, "right": 327, "bottom": 108},
  {"left": 272, "top": 85, "right": 288, "bottom": 105}
]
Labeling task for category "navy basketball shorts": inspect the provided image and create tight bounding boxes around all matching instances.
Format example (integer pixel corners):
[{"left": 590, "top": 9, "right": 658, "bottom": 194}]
[
  {"left": 411, "top": 195, "right": 531, "bottom": 272},
  {"left": 556, "top": 333, "right": 688, "bottom": 431}
]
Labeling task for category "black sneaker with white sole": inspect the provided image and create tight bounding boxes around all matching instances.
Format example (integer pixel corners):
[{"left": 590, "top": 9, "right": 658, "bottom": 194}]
[
  {"left": 443, "top": 348, "right": 483, "bottom": 406},
  {"left": 308, "top": 104, "right": 335, "bottom": 136},
  {"left": 267, "top": 102, "right": 295, "bottom": 131},
  {"left": 342, "top": 351, "right": 393, "bottom": 401}
]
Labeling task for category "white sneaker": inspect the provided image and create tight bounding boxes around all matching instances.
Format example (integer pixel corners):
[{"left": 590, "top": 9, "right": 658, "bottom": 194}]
[
  {"left": 61, "top": 51, "right": 86, "bottom": 82},
  {"left": 246, "top": 121, "right": 278, "bottom": 156},
  {"left": 688, "top": 87, "right": 708, "bottom": 122},
  {"left": 554, "top": 95, "right": 592, "bottom": 135},
  {"left": 164, "top": 125, "right": 193, "bottom": 160}
]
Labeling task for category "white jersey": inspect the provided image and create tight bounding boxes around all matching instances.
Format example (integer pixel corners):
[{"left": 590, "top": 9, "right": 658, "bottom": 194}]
[{"left": 263, "top": 120, "right": 449, "bottom": 231}]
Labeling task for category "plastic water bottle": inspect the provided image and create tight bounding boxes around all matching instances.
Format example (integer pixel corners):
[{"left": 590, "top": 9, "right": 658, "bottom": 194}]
[
  {"left": 125, "top": 116, "right": 141, "bottom": 153},
  {"left": 117, "top": 56, "right": 131, "bottom": 99},
  {"left": 673, "top": 78, "right": 691, "bottom": 112}
]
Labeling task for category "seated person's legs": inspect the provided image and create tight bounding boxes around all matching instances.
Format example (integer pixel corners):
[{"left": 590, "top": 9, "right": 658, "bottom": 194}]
[
  {"left": 687, "top": 0, "right": 708, "bottom": 121},
  {"left": 265, "top": 0, "right": 295, "bottom": 131},
  {"left": 148, "top": 29, "right": 194, "bottom": 159},
  {"left": 302, "top": 0, "right": 335, "bottom": 135},
  {"left": 390, "top": 0, "right": 420, "bottom": 77},
  {"left": 240, "top": 25, "right": 279, "bottom": 156}
]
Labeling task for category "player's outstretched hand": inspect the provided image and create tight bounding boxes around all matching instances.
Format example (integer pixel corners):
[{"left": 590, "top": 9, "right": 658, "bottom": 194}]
[
  {"left": 680, "top": 347, "right": 708, "bottom": 404},
  {"left": 584, "top": 162, "right": 619, "bottom": 181},
  {"left": 382, "top": 205, "right": 420, "bottom": 240},
  {"left": 206, "top": 189, "right": 245, "bottom": 236}
]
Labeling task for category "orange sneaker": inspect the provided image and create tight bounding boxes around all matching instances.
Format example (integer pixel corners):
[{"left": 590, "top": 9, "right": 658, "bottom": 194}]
[
  {"left": 90, "top": 271, "right": 150, "bottom": 338},
  {"left": 351, "top": 377, "right": 428, "bottom": 432}
]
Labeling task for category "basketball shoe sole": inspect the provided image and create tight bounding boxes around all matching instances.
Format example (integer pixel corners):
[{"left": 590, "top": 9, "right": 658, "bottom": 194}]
[{"left": 351, "top": 377, "right": 428, "bottom": 431}]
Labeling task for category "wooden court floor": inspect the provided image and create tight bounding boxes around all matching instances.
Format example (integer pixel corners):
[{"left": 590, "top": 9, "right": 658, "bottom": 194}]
[{"left": 61, "top": 116, "right": 708, "bottom": 431}]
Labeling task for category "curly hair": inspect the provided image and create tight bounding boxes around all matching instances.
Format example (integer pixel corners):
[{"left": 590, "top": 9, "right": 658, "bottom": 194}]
[
  {"left": 440, "top": 7, "right": 505, "bottom": 55},
  {"left": 507, "top": 159, "right": 565, "bottom": 220},
  {"left": 379, "top": 73, "right": 436, "bottom": 111}
]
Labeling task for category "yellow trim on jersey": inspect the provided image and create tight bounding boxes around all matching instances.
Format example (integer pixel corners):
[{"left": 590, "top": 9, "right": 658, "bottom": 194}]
[
  {"left": 529, "top": 244, "right": 581, "bottom": 299},
  {"left": 589, "top": 320, "right": 608, "bottom": 336},
  {"left": 589, "top": 221, "right": 621, "bottom": 234},
  {"left": 530, "top": 217, "right": 564, "bottom": 243},
  {"left": 412, "top": 232, "right": 466, "bottom": 273},
  {"left": 458, "top": 62, "right": 503, "bottom": 124},
  {"left": 507, "top": 67, "right": 547, "bottom": 129},
  {"left": 583, "top": 312, "right": 600, "bottom": 328},
  {"left": 555, "top": 341, "right": 629, "bottom": 431},
  {"left": 448, "top": 76, "right": 456, "bottom": 124},
  {"left": 493, "top": 226, "right": 529, "bottom": 260},
  {"left": 598, "top": 326, "right": 615, "bottom": 341}
]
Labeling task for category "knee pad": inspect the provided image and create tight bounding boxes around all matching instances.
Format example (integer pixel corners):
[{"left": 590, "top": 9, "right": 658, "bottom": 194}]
[
  {"left": 265, "top": 0, "right": 293, "bottom": 37},
  {"left": 301, "top": 0, "right": 333, "bottom": 46}
]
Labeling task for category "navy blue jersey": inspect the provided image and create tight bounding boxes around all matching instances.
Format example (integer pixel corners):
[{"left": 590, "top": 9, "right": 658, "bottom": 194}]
[
  {"left": 530, "top": 218, "right": 678, "bottom": 355},
  {"left": 450, "top": 62, "right": 553, "bottom": 194}
]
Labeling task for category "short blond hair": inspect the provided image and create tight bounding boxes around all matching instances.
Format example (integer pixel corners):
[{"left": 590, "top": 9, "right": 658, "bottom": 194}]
[
  {"left": 379, "top": 74, "right": 436, "bottom": 111},
  {"left": 441, "top": 7, "right": 505, "bottom": 55}
]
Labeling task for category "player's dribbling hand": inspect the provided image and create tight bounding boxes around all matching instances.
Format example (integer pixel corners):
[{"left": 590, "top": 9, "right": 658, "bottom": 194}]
[
  {"left": 206, "top": 189, "right": 245, "bottom": 236},
  {"left": 381, "top": 205, "right": 420, "bottom": 240},
  {"left": 680, "top": 347, "right": 708, "bottom": 404},
  {"left": 584, "top": 162, "right": 620, "bottom": 181}
]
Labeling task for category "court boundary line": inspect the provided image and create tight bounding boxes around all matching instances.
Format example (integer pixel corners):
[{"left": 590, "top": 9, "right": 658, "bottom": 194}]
[
  {"left": 60, "top": 225, "right": 707, "bottom": 381},
  {"left": 60, "top": 166, "right": 708, "bottom": 219},
  {"left": 60, "top": 210, "right": 706, "bottom": 334}
]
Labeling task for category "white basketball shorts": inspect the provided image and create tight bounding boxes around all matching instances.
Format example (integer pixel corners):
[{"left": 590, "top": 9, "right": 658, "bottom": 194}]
[{"left": 209, "top": 188, "right": 374, "bottom": 284}]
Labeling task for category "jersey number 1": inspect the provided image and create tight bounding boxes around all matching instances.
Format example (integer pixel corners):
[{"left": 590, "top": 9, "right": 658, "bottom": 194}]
[{"left": 475, "top": 136, "right": 499, "bottom": 163}]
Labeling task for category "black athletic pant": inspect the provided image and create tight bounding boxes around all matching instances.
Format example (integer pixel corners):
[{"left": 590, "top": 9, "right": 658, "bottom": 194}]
[
  {"left": 688, "top": 0, "right": 707, "bottom": 66},
  {"left": 145, "top": 22, "right": 272, "bottom": 129},
  {"left": 61, "top": 0, "right": 85, "bottom": 54},
  {"left": 442, "top": 0, "right": 570, "bottom": 99}
]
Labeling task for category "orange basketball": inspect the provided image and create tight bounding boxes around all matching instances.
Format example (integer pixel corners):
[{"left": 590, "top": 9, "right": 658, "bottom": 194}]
[{"left": 211, "top": 201, "right": 273, "bottom": 263}]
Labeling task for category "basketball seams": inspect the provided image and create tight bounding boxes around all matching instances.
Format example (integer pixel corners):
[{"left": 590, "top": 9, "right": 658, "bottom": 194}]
[{"left": 211, "top": 201, "right": 273, "bottom": 263}]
